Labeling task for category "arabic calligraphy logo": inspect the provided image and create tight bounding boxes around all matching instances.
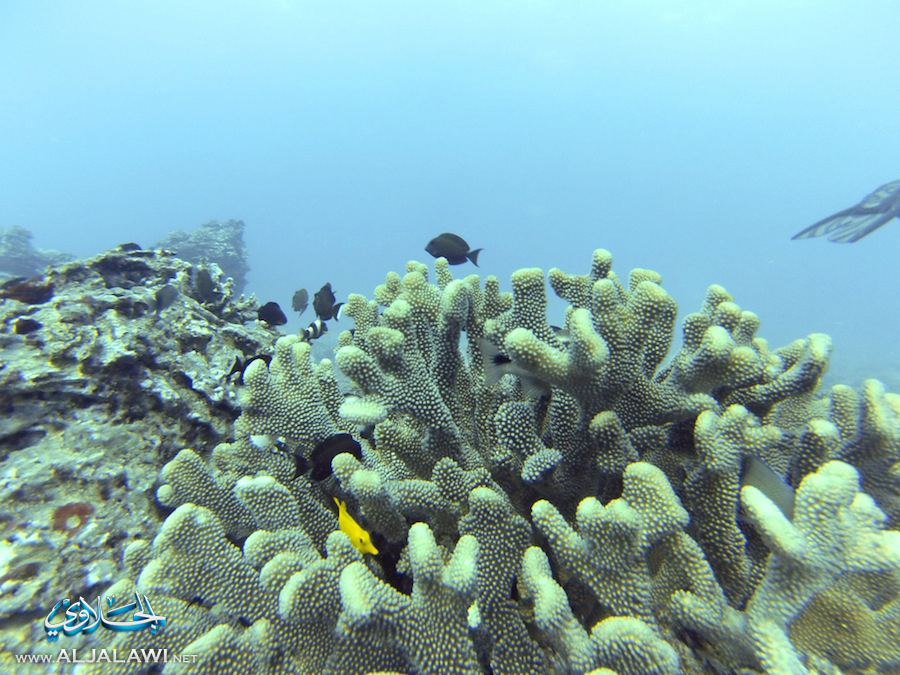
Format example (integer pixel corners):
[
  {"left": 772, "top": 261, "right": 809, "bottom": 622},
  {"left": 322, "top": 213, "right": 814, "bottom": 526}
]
[{"left": 44, "top": 592, "right": 167, "bottom": 641}]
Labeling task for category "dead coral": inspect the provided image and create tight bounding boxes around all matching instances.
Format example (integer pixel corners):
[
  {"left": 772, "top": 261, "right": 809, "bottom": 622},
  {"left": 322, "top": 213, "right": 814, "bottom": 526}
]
[
  {"left": 0, "top": 561, "right": 41, "bottom": 584},
  {"left": 0, "top": 277, "right": 54, "bottom": 304}
]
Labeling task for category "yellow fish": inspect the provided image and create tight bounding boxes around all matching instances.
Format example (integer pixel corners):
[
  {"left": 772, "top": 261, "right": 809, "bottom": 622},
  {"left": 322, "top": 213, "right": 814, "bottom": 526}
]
[{"left": 334, "top": 498, "right": 379, "bottom": 555}]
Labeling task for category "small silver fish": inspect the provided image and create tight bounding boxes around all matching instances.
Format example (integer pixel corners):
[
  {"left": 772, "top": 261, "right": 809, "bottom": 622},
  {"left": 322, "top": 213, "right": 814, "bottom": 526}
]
[
  {"left": 741, "top": 455, "right": 795, "bottom": 520},
  {"left": 479, "top": 338, "right": 550, "bottom": 399}
]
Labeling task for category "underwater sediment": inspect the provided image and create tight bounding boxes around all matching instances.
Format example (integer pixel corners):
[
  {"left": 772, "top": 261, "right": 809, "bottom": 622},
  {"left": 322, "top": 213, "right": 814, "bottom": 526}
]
[{"left": 1, "top": 247, "right": 898, "bottom": 674}]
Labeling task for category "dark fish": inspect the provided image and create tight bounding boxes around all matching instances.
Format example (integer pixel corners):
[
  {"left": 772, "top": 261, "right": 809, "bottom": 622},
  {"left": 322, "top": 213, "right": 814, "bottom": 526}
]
[
  {"left": 154, "top": 284, "right": 179, "bottom": 314},
  {"left": 118, "top": 242, "right": 143, "bottom": 252},
  {"left": 193, "top": 267, "right": 218, "bottom": 302},
  {"left": 292, "top": 288, "right": 309, "bottom": 315},
  {"left": 226, "top": 354, "right": 272, "bottom": 385},
  {"left": 370, "top": 532, "right": 409, "bottom": 594},
  {"left": 313, "top": 283, "right": 344, "bottom": 321},
  {"left": 226, "top": 357, "right": 242, "bottom": 381},
  {"left": 299, "top": 319, "right": 328, "bottom": 342},
  {"left": 286, "top": 432, "right": 362, "bottom": 481},
  {"left": 286, "top": 452, "right": 309, "bottom": 481},
  {"left": 425, "top": 232, "right": 482, "bottom": 266},
  {"left": 310, "top": 433, "right": 362, "bottom": 480},
  {"left": 258, "top": 301, "right": 287, "bottom": 326},
  {"left": 792, "top": 179, "right": 900, "bottom": 243},
  {"left": 479, "top": 338, "right": 550, "bottom": 399}
]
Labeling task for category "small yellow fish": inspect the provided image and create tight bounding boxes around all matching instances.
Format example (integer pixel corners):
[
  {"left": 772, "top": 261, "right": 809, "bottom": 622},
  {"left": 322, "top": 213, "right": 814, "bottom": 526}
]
[{"left": 333, "top": 498, "right": 379, "bottom": 555}]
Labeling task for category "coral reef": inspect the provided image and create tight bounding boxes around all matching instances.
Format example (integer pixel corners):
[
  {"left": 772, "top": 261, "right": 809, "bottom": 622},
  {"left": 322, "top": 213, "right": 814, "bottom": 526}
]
[
  {"left": 0, "top": 226, "right": 75, "bottom": 283},
  {"left": 155, "top": 219, "right": 250, "bottom": 294},
  {"left": 2, "top": 249, "right": 899, "bottom": 674},
  {"left": 0, "top": 246, "right": 274, "bottom": 664}
]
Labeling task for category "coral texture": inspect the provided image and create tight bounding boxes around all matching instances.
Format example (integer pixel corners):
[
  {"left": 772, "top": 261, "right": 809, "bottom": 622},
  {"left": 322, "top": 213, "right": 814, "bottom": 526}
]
[
  {"left": 0, "top": 225, "right": 74, "bottom": 281},
  {"left": 5, "top": 249, "right": 898, "bottom": 674},
  {"left": 155, "top": 219, "right": 251, "bottom": 294},
  {"left": 0, "top": 246, "right": 272, "bottom": 666}
]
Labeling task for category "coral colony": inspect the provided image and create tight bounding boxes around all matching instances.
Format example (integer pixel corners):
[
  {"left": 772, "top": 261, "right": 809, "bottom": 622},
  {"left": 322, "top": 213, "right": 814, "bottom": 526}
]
[{"left": 1, "top": 245, "right": 898, "bottom": 673}]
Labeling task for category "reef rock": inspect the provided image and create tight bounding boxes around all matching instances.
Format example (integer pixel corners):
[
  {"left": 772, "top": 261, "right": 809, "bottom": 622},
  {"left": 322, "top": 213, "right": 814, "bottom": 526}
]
[
  {"left": 155, "top": 219, "right": 250, "bottom": 294},
  {"left": 0, "top": 245, "right": 277, "bottom": 663},
  {"left": 0, "top": 225, "right": 75, "bottom": 282}
]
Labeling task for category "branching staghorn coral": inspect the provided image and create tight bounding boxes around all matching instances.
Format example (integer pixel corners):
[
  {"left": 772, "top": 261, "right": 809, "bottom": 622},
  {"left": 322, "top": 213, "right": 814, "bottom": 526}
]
[{"left": 84, "top": 250, "right": 900, "bottom": 675}]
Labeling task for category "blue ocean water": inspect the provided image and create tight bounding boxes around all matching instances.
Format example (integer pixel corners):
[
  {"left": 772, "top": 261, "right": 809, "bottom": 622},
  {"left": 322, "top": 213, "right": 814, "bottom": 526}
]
[{"left": 2, "top": 0, "right": 898, "bottom": 390}]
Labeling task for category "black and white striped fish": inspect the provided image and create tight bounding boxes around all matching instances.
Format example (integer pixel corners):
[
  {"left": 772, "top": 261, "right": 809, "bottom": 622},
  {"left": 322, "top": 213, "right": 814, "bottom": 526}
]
[{"left": 300, "top": 319, "right": 328, "bottom": 342}]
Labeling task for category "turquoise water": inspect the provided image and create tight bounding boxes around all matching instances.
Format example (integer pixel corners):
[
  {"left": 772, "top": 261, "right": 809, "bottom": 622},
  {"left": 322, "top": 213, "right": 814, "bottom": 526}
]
[{"left": 2, "top": 0, "right": 899, "bottom": 390}]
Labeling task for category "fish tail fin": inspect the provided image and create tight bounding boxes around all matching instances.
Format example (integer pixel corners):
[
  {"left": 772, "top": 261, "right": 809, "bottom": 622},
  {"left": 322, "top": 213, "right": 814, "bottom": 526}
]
[
  {"left": 467, "top": 248, "right": 483, "bottom": 267},
  {"left": 289, "top": 452, "right": 309, "bottom": 480},
  {"left": 334, "top": 302, "right": 345, "bottom": 320},
  {"left": 518, "top": 374, "right": 551, "bottom": 400}
]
